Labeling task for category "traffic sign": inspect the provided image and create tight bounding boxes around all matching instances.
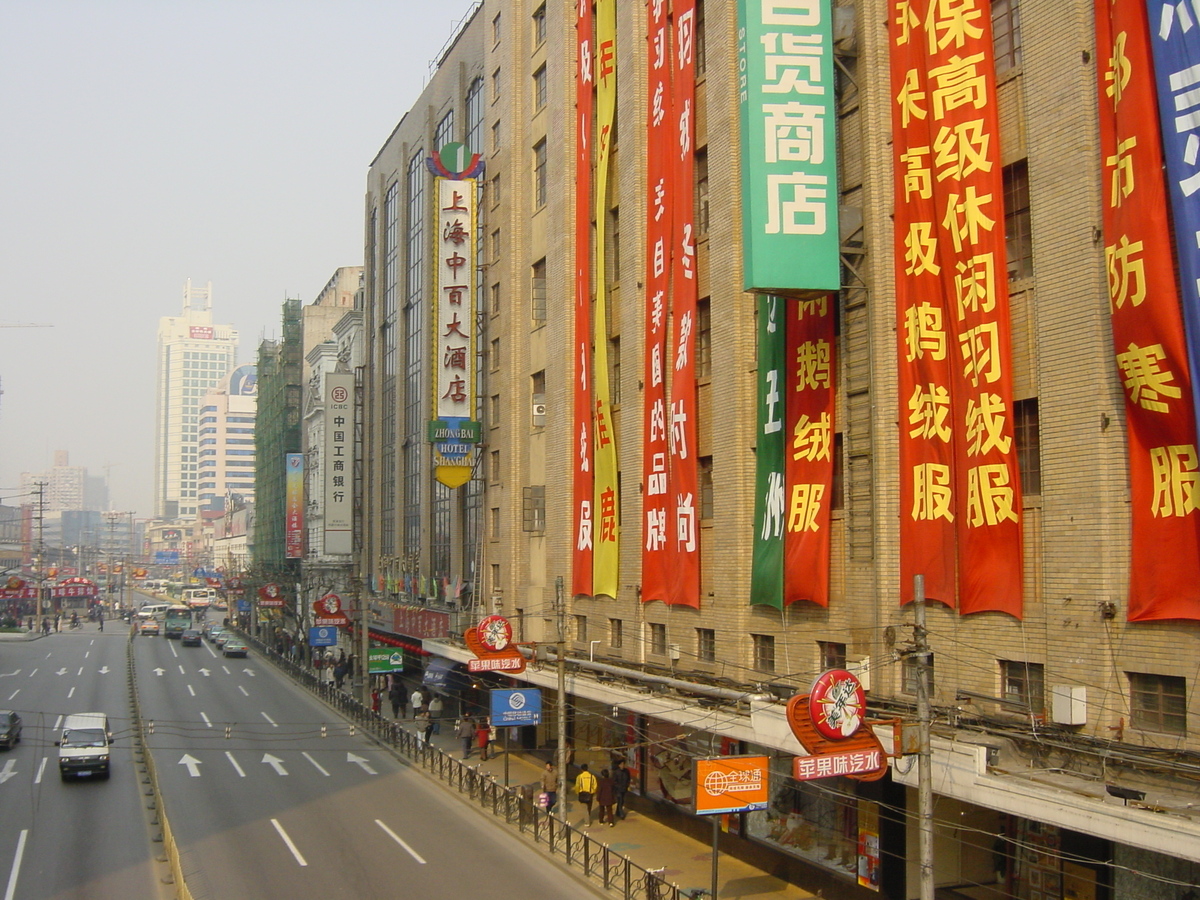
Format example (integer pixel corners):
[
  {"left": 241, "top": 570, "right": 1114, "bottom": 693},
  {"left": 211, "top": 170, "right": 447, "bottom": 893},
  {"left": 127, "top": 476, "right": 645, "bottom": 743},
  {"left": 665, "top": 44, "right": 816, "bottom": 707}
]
[
  {"left": 309, "top": 626, "right": 338, "bottom": 648},
  {"left": 490, "top": 688, "right": 542, "bottom": 727}
]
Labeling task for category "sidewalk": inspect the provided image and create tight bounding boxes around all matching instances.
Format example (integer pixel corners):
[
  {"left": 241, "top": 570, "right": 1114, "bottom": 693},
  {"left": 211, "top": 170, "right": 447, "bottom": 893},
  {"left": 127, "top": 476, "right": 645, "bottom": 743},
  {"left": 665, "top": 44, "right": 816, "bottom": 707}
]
[{"left": 390, "top": 713, "right": 816, "bottom": 900}]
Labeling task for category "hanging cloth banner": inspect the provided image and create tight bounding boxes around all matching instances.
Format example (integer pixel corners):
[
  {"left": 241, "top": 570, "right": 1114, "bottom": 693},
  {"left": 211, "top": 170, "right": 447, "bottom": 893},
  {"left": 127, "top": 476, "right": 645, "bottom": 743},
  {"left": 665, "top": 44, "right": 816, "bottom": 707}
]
[
  {"left": 889, "top": 0, "right": 1023, "bottom": 616},
  {"left": 640, "top": 0, "right": 675, "bottom": 605},
  {"left": 668, "top": 0, "right": 701, "bottom": 608},
  {"left": 751, "top": 294, "right": 786, "bottom": 609},
  {"left": 1147, "top": 4, "right": 1200, "bottom": 439},
  {"left": 592, "top": 0, "right": 619, "bottom": 599},
  {"left": 784, "top": 295, "right": 836, "bottom": 607},
  {"left": 1095, "top": 0, "right": 1200, "bottom": 621},
  {"left": 572, "top": 0, "right": 596, "bottom": 598}
]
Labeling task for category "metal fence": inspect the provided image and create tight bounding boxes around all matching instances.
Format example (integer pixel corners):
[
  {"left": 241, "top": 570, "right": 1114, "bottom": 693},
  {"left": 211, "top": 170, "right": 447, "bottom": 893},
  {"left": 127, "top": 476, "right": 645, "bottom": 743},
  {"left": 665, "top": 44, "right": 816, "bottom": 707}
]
[{"left": 248, "top": 637, "right": 689, "bottom": 900}]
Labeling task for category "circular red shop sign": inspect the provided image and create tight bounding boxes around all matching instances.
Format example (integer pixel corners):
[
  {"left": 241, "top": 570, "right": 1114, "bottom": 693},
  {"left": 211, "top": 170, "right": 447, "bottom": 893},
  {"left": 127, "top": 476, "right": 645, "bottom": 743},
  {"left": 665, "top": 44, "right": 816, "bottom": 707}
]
[
  {"left": 808, "top": 669, "right": 866, "bottom": 741},
  {"left": 476, "top": 615, "right": 512, "bottom": 652}
]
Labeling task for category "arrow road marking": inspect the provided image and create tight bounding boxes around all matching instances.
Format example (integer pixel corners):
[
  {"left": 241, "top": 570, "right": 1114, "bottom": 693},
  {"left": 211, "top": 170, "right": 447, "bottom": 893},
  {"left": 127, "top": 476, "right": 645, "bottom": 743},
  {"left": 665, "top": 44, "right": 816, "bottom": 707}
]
[
  {"left": 55, "top": 669, "right": 67, "bottom": 676},
  {"left": 347, "top": 753, "right": 377, "bottom": 775},
  {"left": 376, "top": 820, "right": 426, "bottom": 864},
  {"left": 200, "top": 712, "right": 212, "bottom": 728},
  {"left": 270, "top": 819, "right": 307, "bottom": 867},
  {"left": 97, "top": 666, "right": 109, "bottom": 675},
  {"left": 153, "top": 668, "right": 165, "bottom": 677},
  {"left": 5, "top": 829, "right": 29, "bottom": 900},
  {"left": 198, "top": 668, "right": 210, "bottom": 677},
  {"left": 225, "top": 752, "right": 245, "bottom": 777},
  {"left": 0, "top": 670, "right": 18, "bottom": 678},
  {"left": 261, "top": 712, "right": 277, "bottom": 728},
  {"left": 179, "top": 755, "right": 202, "bottom": 777},
  {"left": 302, "top": 752, "right": 329, "bottom": 776},
  {"left": 0, "top": 760, "right": 17, "bottom": 785},
  {"left": 243, "top": 668, "right": 256, "bottom": 677},
  {"left": 262, "top": 754, "right": 288, "bottom": 776}
]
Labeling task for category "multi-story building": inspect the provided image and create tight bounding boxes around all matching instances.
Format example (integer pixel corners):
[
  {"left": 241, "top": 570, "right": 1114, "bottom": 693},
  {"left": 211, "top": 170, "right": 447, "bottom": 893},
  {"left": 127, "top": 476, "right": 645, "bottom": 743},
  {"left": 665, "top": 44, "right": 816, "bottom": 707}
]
[
  {"left": 349, "top": 2, "right": 1200, "bottom": 898},
  {"left": 197, "top": 364, "right": 259, "bottom": 512},
  {"left": 20, "top": 451, "right": 107, "bottom": 513},
  {"left": 154, "top": 279, "right": 239, "bottom": 520}
]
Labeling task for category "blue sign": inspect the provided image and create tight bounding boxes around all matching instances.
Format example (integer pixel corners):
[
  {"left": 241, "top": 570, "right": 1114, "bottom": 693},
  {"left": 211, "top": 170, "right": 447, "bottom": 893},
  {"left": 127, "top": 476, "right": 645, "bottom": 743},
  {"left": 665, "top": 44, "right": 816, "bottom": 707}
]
[
  {"left": 154, "top": 551, "right": 180, "bottom": 564},
  {"left": 309, "top": 626, "right": 338, "bottom": 647},
  {"left": 490, "top": 688, "right": 542, "bottom": 727},
  {"left": 238, "top": 599, "right": 251, "bottom": 613}
]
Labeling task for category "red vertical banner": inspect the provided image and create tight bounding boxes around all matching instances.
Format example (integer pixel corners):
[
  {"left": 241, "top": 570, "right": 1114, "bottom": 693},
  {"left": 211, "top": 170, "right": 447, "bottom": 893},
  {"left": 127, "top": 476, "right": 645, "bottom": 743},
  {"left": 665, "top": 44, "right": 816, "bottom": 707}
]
[
  {"left": 669, "top": 0, "right": 700, "bottom": 608},
  {"left": 784, "top": 295, "right": 835, "bottom": 607},
  {"left": 890, "top": 0, "right": 1023, "bottom": 616},
  {"left": 640, "top": 0, "right": 674, "bottom": 605},
  {"left": 1095, "top": 0, "right": 1200, "bottom": 621},
  {"left": 572, "top": 0, "right": 595, "bottom": 597}
]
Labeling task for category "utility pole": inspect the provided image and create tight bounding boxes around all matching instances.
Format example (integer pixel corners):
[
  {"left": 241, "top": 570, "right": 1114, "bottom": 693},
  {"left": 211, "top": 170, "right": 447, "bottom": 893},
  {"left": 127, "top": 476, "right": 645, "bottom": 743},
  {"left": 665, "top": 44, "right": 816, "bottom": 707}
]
[
  {"left": 913, "top": 575, "right": 934, "bottom": 900},
  {"left": 33, "top": 482, "right": 46, "bottom": 620},
  {"left": 555, "top": 575, "right": 567, "bottom": 818}
]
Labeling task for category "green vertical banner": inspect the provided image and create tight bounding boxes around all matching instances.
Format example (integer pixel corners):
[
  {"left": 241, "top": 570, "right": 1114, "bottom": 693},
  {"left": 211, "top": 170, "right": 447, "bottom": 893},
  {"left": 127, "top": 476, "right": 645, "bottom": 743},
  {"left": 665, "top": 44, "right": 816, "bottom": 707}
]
[{"left": 751, "top": 294, "right": 786, "bottom": 608}]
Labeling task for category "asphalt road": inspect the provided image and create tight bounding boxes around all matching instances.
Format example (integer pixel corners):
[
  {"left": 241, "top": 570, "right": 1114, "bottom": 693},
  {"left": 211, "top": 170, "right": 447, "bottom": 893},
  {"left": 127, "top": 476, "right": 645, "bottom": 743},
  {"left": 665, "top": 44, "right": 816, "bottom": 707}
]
[
  {"left": 133, "top": 630, "right": 603, "bottom": 900},
  {"left": 0, "top": 627, "right": 166, "bottom": 900}
]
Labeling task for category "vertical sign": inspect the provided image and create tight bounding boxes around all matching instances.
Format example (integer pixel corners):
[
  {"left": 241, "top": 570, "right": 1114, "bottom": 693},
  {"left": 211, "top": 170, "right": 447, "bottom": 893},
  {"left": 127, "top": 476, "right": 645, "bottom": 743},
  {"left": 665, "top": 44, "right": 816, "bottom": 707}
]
[
  {"left": 737, "top": 0, "right": 840, "bottom": 293},
  {"left": 751, "top": 294, "right": 786, "bottom": 608},
  {"left": 1096, "top": 0, "right": 1200, "bottom": 621},
  {"left": 285, "top": 452, "right": 304, "bottom": 559},
  {"left": 323, "top": 372, "right": 354, "bottom": 555},
  {"left": 572, "top": 0, "right": 596, "bottom": 598},
  {"left": 592, "top": 0, "right": 619, "bottom": 599}
]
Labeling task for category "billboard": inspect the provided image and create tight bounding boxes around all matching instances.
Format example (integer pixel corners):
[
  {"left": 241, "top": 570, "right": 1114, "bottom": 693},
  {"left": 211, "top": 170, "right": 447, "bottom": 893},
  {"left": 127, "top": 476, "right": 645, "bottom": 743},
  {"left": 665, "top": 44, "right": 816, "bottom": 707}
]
[
  {"left": 323, "top": 373, "right": 354, "bottom": 555},
  {"left": 285, "top": 453, "right": 304, "bottom": 559}
]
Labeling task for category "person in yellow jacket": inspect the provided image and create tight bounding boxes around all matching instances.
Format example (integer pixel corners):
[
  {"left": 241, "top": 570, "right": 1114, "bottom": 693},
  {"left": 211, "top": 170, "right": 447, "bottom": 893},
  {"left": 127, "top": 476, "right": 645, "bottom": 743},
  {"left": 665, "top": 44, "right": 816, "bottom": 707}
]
[{"left": 574, "top": 763, "right": 598, "bottom": 827}]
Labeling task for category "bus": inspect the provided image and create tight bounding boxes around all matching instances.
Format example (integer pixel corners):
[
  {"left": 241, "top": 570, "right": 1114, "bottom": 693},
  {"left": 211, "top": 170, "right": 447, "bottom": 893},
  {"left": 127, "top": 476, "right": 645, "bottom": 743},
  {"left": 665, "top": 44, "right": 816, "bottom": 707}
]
[
  {"left": 163, "top": 605, "right": 192, "bottom": 639},
  {"left": 182, "top": 588, "right": 216, "bottom": 609}
]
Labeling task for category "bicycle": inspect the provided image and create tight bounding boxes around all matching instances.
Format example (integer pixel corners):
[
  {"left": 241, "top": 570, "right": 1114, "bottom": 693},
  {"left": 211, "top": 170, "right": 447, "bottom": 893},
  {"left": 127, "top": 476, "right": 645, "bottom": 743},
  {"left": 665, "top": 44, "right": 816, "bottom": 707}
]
[{"left": 641, "top": 866, "right": 669, "bottom": 900}]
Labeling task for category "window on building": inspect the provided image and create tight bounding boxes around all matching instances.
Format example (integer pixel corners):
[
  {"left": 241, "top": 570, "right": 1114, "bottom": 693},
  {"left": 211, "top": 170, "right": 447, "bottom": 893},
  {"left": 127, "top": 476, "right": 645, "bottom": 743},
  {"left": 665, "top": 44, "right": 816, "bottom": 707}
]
[
  {"left": 992, "top": 0, "right": 1022, "bottom": 72},
  {"left": 491, "top": 282, "right": 502, "bottom": 316},
  {"left": 696, "top": 297, "right": 711, "bottom": 378},
  {"left": 491, "top": 562, "right": 501, "bottom": 592},
  {"left": 695, "top": 149, "right": 709, "bottom": 236},
  {"left": 696, "top": 0, "right": 707, "bottom": 75},
  {"left": 490, "top": 393, "right": 501, "bottom": 427},
  {"left": 902, "top": 652, "right": 935, "bottom": 695},
  {"left": 533, "top": 4, "right": 547, "bottom": 45},
  {"left": 1129, "top": 672, "right": 1187, "bottom": 735},
  {"left": 490, "top": 172, "right": 501, "bottom": 209},
  {"left": 575, "top": 614, "right": 588, "bottom": 642},
  {"left": 531, "top": 258, "right": 547, "bottom": 323},
  {"left": 818, "top": 641, "right": 846, "bottom": 671},
  {"left": 492, "top": 11, "right": 501, "bottom": 44},
  {"left": 490, "top": 507, "right": 501, "bottom": 538},
  {"left": 752, "top": 634, "right": 776, "bottom": 673},
  {"left": 491, "top": 228, "right": 502, "bottom": 262},
  {"left": 533, "top": 65, "right": 548, "bottom": 111},
  {"left": 1004, "top": 160, "right": 1033, "bottom": 281},
  {"left": 532, "top": 370, "right": 546, "bottom": 426},
  {"left": 1014, "top": 397, "right": 1041, "bottom": 495},
  {"left": 435, "top": 109, "right": 455, "bottom": 150},
  {"left": 490, "top": 338, "right": 500, "bottom": 372},
  {"left": 609, "top": 207, "right": 621, "bottom": 282},
  {"left": 649, "top": 622, "right": 668, "bottom": 656},
  {"left": 1001, "top": 660, "right": 1045, "bottom": 714},
  {"left": 697, "top": 628, "right": 716, "bottom": 663},
  {"left": 533, "top": 140, "right": 548, "bottom": 208},
  {"left": 492, "top": 120, "right": 501, "bottom": 154},
  {"left": 466, "top": 77, "right": 485, "bottom": 154},
  {"left": 832, "top": 433, "right": 845, "bottom": 511},
  {"left": 610, "top": 337, "right": 621, "bottom": 406},
  {"left": 522, "top": 485, "right": 546, "bottom": 532},
  {"left": 490, "top": 449, "right": 501, "bottom": 483},
  {"left": 609, "top": 618, "right": 623, "bottom": 648},
  {"left": 699, "top": 456, "right": 714, "bottom": 519}
]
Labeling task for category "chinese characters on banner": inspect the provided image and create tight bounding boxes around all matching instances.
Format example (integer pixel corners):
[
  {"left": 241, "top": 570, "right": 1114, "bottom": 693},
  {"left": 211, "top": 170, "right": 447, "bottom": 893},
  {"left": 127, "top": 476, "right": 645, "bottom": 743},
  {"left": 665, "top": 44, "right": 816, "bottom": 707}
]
[
  {"left": 737, "top": 0, "right": 841, "bottom": 293},
  {"left": 784, "top": 294, "right": 835, "bottom": 607},
  {"left": 572, "top": 0, "right": 596, "bottom": 598},
  {"left": 889, "top": 0, "right": 1023, "bottom": 616},
  {"left": 285, "top": 452, "right": 304, "bottom": 559},
  {"left": 1095, "top": 0, "right": 1200, "bottom": 621},
  {"left": 592, "top": 0, "right": 620, "bottom": 599},
  {"left": 751, "top": 294, "right": 787, "bottom": 608},
  {"left": 323, "top": 373, "right": 354, "bottom": 555},
  {"left": 640, "top": 0, "right": 700, "bottom": 608}
]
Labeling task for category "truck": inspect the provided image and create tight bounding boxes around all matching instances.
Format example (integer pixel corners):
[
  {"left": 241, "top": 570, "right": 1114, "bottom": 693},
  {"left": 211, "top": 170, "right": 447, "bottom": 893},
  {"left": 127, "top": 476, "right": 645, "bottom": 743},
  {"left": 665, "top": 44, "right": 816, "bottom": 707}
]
[{"left": 163, "top": 605, "right": 192, "bottom": 639}]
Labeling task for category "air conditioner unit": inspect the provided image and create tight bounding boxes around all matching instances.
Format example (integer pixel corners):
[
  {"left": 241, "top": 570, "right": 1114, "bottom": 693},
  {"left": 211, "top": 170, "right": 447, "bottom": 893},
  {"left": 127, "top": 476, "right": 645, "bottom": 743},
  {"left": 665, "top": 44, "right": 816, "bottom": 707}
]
[
  {"left": 1051, "top": 685, "right": 1087, "bottom": 725},
  {"left": 490, "top": 595, "right": 503, "bottom": 614},
  {"left": 668, "top": 643, "right": 681, "bottom": 661},
  {"left": 532, "top": 402, "right": 547, "bottom": 417}
]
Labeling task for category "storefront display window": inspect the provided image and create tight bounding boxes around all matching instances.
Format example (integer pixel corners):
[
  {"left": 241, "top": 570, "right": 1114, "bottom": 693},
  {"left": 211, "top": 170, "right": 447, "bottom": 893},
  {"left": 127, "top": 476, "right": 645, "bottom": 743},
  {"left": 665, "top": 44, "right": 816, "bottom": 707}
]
[{"left": 642, "top": 718, "right": 722, "bottom": 811}]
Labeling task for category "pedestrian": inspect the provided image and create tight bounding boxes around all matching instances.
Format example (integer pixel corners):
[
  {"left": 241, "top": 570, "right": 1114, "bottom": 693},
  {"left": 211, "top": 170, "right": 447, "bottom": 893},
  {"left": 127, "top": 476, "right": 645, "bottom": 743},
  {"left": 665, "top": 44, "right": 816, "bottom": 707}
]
[
  {"left": 574, "top": 763, "right": 598, "bottom": 827},
  {"left": 613, "top": 758, "right": 631, "bottom": 819},
  {"left": 540, "top": 761, "right": 558, "bottom": 812},
  {"left": 371, "top": 687, "right": 382, "bottom": 714},
  {"left": 410, "top": 687, "right": 424, "bottom": 717},
  {"left": 428, "top": 694, "right": 444, "bottom": 734},
  {"left": 475, "top": 718, "right": 492, "bottom": 761},
  {"left": 334, "top": 662, "right": 347, "bottom": 690},
  {"left": 41, "top": 617, "right": 51, "bottom": 635},
  {"left": 389, "top": 683, "right": 404, "bottom": 719},
  {"left": 457, "top": 716, "right": 475, "bottom": 758},
  {"left": 596, "top": 768, "right": 615, "bottom": 826},
  {"left": 420, "top": 710, "right": 434, "bottom": 743},
  {"left": 97, "top": 609, "right": 104, "bottom": 632},
  {"left": 54, "top": 613, "right": 60, "bottom": 632}
]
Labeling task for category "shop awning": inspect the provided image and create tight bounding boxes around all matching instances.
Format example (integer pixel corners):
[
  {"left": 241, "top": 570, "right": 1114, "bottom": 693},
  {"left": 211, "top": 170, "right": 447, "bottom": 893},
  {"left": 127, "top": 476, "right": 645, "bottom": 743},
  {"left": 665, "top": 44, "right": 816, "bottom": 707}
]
[{"left": 423, "top": 656, "right": 468, "bottom": 690}]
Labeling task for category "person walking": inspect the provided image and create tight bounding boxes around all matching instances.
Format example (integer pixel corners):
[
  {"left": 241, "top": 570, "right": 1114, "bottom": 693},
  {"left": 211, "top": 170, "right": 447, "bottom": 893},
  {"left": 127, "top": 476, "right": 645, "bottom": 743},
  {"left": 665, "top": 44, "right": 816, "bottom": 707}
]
[
  {"left": 457, "top": 716, "right": 475, "bottom": 758},
  {"left": 613, "top": 758, "right": 631, "bottom": 820},
  {"left": 475, "top": 718, "right": 492, "bottom": 761},
  {"left": 410, "top": 687, "right": 425, "bottom": 718},
  {"left": 596, "top": 768, "right": 615, "bottom": 826},
  {"left": 97, "top": 609, "right": 104, "bottom": 632},
  {"left": 428, "top": 694, "right": 444, "bottom": 734},
  {"left": 574, "top": 764, "right": 599, "bottom": 827},
  {"left": 389, "top": 682, "right": 404, "bottom": 719},
  {"left": 540, "top": 761, "right": 559, "bottom": 812},
  {"left": 420, "top": 710, "right": 434, "bottom": 743}
]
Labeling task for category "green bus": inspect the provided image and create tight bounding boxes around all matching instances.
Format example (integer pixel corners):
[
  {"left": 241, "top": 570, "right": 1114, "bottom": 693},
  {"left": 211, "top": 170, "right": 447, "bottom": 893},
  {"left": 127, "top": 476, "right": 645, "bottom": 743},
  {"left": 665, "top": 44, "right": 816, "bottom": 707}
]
[{"left": 164, "top": 605, "right": 192, "bottom": 639}]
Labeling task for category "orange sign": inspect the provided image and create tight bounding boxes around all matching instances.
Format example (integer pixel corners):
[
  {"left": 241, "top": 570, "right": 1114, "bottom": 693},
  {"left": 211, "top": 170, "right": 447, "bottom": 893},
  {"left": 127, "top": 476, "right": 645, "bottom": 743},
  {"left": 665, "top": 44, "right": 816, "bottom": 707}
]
[
  {"left": 693, "top": 756, "right": 770, "bottom": 816},
  {"left": 463, "top": 627, "right": 526, "bottom": 674}
]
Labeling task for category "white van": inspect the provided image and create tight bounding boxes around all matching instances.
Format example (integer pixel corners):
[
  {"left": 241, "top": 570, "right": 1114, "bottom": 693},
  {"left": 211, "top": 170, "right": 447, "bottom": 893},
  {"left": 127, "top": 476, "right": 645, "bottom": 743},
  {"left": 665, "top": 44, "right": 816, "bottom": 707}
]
[
  {"left": 137, "top": 603, "right": 171, "bottom": 621},
  {"left": 57, "top": 713, "right": 112, "bottom": 780}
]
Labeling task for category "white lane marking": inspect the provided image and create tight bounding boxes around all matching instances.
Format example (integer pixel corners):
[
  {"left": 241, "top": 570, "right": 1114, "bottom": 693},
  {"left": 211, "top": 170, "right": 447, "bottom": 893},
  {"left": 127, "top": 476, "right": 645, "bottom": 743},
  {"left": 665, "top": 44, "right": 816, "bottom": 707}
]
[
  {"left": 5, "top": 690, "right": 16, "bottom": 702},
  {"left": 26, "top": 669, "right": 36, "bottom": 678},
  {"left": 200, "top": 712, "right": 212, "bottom": 728},
  {"left": 67, "top": 687, "right": 75, "bottom": 699},
  {"left": 76, "top": 667, "right": 83, "bottom": 676},
  {"left": 33, "top": 757, "right": 47, "bottom": 785},
  {"left": 225, "top": 752, "right": 245, "bottom": 777},
  {"left": 262, "top": 754, "right": 288, "bottom": 775},
  {"left": 187, "top": 685, "right": 195, "bottom": 697},
  {"left": 84, "top": 652, "right": 89, "bottom": 659},
  {"left": 238, "top": 685, "right": 249, "bottom": 697},
  {"left": 53, "top": 715, "right": 61, "bottom": 730},
  {"left": 169, "top": 643, "right": 178, "bottom": 658},
  {"left": 205, "top": 643, "right": 218, "bottom": 658},
  {"left": 261, "top": 712, "right": 277, "bottom": 728},
  {"left": 88, "top": 639, "right": 94, "bottom": 646},
  {"left": 221, "top": 665, "right": 231, "bottom": 674},
  {"left": 375, "top": 820, "right": 426, "bottom": 864},
  {"left": 270, "top": 819, "right": 307, "bottom": 867},
  {"left": 178, "top": 665, "right": 186, "bottom": 675},
  {"left": 302, "top": 752, "right": 329, "bottom": 776},
  {"left": 179, "top": 755, "right": 202, "bottom": 777},
  {"left": 4, "top": 828, "right": 29, "bottom": 900}
]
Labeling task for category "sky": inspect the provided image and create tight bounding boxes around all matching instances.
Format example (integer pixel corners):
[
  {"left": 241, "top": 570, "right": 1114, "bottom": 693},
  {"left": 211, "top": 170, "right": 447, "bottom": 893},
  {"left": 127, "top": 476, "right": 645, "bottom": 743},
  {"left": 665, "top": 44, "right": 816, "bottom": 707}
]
[{"left": 0, "top": 0, "right": 480, "bottom": 518}]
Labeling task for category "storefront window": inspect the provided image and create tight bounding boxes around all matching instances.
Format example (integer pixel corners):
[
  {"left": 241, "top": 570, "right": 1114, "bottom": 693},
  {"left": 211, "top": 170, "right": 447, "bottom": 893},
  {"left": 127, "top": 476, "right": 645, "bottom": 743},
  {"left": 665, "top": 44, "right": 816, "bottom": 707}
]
[{"left": 642, "top": 718, "right": 723, "bottom": 811}]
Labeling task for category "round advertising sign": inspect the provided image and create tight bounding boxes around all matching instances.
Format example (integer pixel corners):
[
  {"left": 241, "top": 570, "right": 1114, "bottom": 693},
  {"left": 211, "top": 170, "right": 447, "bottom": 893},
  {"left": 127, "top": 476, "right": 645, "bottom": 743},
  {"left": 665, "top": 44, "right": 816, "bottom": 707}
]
[
  {"left": 808, "top": 669, "right": 866, "bottom": 741},
  {"left": 476, "top": 615, "right": 513, "bottom": 652}
]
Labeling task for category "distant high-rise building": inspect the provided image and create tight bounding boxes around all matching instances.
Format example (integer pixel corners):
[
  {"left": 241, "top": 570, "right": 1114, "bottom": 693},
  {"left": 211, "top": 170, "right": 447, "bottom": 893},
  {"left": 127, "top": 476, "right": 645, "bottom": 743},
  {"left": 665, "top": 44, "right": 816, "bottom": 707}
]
[
  {"left": 20, "top": 450, "right": 107, "bottom": 513},
  {"left": 154, "top": 280, "right": 238, "bottom": 520},
  {"left": 197, "top": 364, "right": 258, "bottom": 512}
]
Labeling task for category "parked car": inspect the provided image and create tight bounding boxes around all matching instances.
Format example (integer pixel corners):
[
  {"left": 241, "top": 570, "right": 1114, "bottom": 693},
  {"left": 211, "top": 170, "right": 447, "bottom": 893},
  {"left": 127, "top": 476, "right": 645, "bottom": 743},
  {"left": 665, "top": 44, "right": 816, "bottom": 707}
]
[
  {"left": 180, "top": 629, "right": 201, "bottom": 647},
  {"left": 0, "top": 711, "right": 21, "bottom": 749},
  {"left": 222, "top": 639, "right": 248, "bottom": 658},
  {"left": 139, "top": 619, "right": 160, "bottom": 636}
]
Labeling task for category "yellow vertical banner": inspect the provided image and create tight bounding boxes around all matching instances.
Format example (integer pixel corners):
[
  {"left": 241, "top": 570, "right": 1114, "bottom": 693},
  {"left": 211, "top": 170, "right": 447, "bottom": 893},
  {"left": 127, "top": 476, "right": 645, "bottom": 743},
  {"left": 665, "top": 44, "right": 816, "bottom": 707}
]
[{"left": 592, "top": 0, "right": 619, "bottom": 599}]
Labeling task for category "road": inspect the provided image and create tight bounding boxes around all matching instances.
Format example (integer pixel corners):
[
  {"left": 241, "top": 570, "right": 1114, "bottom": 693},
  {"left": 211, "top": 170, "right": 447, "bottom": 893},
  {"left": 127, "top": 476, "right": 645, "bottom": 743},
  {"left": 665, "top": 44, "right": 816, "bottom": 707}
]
[
  {"left": 0, "top": 626, "right": 166, "bottom": 900},
  {"left": 132, "top": 629, "right": 603, "bottom": 900}
]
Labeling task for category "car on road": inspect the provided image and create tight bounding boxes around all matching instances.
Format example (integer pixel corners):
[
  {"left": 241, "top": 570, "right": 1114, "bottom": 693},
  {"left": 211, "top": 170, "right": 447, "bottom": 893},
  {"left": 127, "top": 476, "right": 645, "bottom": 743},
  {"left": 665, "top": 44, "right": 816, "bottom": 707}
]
[
  {"left": 57, "top": 713, "right": 112, "bottom": 780},
  {"left": 0, "top": 711, "right": 21, "bottom": 749},
  {"left": 180, "top": 629, "right": 201, "bottom": 646},
  {"left": 222, "top": 639, "right": 248, "bottom": 658},
  {"left": 214, "top": 630, "right": 233, "bottom": 649},
  {"left": 139, "top": 619, "right": 160, "bottom": 635}
]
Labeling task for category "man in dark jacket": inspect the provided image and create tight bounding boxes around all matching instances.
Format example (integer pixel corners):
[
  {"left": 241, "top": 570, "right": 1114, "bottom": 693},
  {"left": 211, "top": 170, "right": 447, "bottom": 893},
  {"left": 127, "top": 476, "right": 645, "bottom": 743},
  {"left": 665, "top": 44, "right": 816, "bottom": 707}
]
[{"left": 613, "top": 759, "right": 631, "bottom": 819}]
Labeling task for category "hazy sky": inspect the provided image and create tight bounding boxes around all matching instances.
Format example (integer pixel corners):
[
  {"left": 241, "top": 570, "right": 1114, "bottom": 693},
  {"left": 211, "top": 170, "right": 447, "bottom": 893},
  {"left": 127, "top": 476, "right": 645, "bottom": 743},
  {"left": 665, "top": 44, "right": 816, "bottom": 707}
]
[{"left": 0, "top": 0, "right": 480, "bottom": 518}]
